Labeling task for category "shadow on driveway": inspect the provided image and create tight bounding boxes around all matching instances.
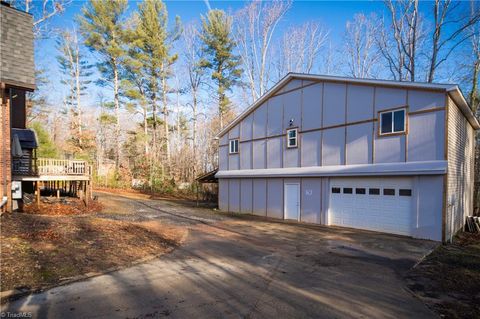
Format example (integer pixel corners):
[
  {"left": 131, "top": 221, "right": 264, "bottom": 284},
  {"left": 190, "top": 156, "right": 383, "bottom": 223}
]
[{"left": 2, "top": 192, "right": 438, "bottom": 319}]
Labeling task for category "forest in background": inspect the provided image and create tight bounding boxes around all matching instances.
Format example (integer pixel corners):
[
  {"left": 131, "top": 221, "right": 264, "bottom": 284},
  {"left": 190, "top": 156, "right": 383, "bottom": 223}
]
[{"left": 10, "top": 0, "right": 480, "bottom": 196}]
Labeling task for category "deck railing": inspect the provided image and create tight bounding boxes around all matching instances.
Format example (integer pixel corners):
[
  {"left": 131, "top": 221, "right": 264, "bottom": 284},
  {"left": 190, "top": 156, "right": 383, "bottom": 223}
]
[
  {"left": 13, "top": 157, "right": 90, "bottom": 177},
  {"left": 37, "top": 158, "right": 90, "bottom": 176}
]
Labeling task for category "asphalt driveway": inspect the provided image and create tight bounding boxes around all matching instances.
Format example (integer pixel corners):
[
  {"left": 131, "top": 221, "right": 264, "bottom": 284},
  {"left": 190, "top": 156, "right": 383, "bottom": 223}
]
[{"left": 2, "top": 192, "right": 438, "bottom": 318}]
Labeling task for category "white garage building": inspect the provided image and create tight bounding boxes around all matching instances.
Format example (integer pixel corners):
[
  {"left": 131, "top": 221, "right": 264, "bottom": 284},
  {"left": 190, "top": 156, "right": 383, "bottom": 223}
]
[{"left": 215, "top": 73, "right": 479, "bottom": 242}]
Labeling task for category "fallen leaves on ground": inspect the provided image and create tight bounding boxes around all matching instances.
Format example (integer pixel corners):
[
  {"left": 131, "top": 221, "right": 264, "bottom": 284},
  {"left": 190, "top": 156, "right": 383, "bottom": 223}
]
[
  {"left": 0, "top": 213, "right": 187, "bottom": 292},
  {"left": 23, "top": 198, "right": 103, "bottom": 216},
  {"left": 406, "top": 232, "right": 480, "bottom": 319}
]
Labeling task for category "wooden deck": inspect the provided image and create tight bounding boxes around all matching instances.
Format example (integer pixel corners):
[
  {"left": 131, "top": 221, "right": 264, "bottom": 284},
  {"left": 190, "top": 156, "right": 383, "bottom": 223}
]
[{"left": 13, "top": 158, "right": 91, "bottom": 181}]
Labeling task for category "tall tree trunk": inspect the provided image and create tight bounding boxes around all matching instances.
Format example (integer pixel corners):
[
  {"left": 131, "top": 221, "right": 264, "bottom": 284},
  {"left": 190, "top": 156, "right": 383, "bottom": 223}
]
[
  {"left": 75, "top": 52, "right": 82, "bottom": 145},
  {"left": 113, "top": 59, "right": 120, "bottom": 171},
  {"left": 428, "top": 0, "right": 441, "bottom": 83},
  {"left": 192, "top": 88, "right": 198, "bottom": 179},
  {"left": 161, "top": 72, "right": 170, "bottom": 165},
  {"left": 470, "top": 59, "right": 480, "bottom": 111},
  {"left": 218, "top": 64, "right": 224, "bottom": 129}
]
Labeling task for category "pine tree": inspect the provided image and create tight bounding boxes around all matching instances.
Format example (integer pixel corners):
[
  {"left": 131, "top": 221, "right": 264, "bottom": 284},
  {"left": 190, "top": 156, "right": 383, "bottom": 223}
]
[
  {"left": 200, "top": 10, "right": 242, "bottom": 129},
  {"left": 124, "top": 0, "right": 180, "bottom": 176},
  {"left": 79, "top": 0, "right": 128, "bottom": 170},
  {"left": 56, "top": 29, "right": 93, "bottom": 153}
]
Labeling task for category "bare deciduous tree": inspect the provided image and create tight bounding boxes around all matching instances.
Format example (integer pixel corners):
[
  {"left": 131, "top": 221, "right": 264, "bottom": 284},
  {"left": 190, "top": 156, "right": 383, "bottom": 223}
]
[
  {"left": 11, "top": 0, "right": 72, "bottom": 37},
  {"left": 183, "top": 23, "right": 206, "bottom": 179},
  {"left": 344, "top": 13, "right": 380, "bottom": 78},
  {"left": 234, "top": 0, "right": 291, "bottom": 101},
  {"left": 275, "top": 21, "right": 329, "bottom": 79},
  {"left": 428, "top": 0, "right": 480, "bottom": 83},
  {"left": 378, "top": 0, "right": 423, "bottom": 81}
]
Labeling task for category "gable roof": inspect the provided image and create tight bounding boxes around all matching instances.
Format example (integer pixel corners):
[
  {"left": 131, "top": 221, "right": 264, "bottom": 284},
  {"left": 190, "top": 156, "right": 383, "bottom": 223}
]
[{"left": 217, "top": 73, "right": 480, "bottom": 138}]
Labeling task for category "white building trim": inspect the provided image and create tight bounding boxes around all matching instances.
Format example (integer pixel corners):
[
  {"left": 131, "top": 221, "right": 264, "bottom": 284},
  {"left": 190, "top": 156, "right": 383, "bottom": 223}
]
[{"left": 216, "top": 160, "right": 448, "bottom": 178}]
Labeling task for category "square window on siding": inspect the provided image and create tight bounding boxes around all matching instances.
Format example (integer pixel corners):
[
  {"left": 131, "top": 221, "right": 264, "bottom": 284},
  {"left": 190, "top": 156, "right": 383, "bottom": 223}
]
[
  {"left": 379, "top": 108, "right": 406, "bottom": 135},
  {"left": 356, "top": 188, "right": 366, "bottom": 194},
  {"left": 343, "top": 188, "right": 353, "bottom": 194},
  {"left": 369, "top": 188, "right": 380, "bottom": 195},
  {"left": 332, "top": 187, "right": 341, "bottom": 194},
  {"left": 286, "top": 128, "right": 298, "bottom": 148},
  {"left": 383, "top": 188, "right": 395, "bottom": 196},
  {"left": 229, "top": 139, "right": 239, "bottom": 154},
  {"left": 399, "top": 189, "right": 412, "bottom": 196}
]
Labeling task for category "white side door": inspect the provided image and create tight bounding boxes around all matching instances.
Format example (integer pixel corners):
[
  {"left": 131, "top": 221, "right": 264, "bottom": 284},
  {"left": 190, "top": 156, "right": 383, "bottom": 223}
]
[{"left": 284, "top": 183, "right": 300, "bottom": 220}]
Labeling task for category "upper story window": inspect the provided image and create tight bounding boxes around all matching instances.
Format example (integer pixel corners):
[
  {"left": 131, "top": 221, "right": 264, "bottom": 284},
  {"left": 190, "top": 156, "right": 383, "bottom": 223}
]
[
  {"left": 379, "top": 108, "right": 406, "bottom": 135},
  {"left": 287, "top": 128, "right": 298, "bottom": 148},
  {"left": 229, "top": 139, "right": 239, "bottom": 154}
]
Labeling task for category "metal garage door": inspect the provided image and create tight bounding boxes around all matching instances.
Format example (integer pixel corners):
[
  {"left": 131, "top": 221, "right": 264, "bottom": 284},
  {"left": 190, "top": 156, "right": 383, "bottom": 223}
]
[{"left": 328, "top": 177, "right": 413, "bottom": 236}]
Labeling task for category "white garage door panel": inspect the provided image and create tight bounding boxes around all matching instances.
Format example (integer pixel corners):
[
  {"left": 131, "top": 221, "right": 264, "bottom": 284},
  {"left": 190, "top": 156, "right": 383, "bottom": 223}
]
[{"left": 329, "top": 177, "right": 413, "bottom": 236}]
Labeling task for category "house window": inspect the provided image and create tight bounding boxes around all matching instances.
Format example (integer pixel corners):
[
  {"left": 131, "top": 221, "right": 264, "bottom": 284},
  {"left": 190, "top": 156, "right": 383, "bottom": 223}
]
[
  {"left": 369, "top": 188, "right": 380, "bottom": 195},
  {"left": 229, "top": 139, "right": 239, "bottom": 154},
  {"left": 286, "top": 128, "right": 298, "bottom": 148},
  {"left": 343, "top": 188, "right": 353, "bottom": 194},
  {"left": 379, "top": 108, "right": 406, "bottom": 135}
]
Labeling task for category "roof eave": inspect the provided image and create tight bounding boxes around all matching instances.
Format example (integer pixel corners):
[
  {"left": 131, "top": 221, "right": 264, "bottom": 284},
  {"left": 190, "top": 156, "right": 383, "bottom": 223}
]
[{"left": 446, "top": 86, "right": 480, "bottom": 130}]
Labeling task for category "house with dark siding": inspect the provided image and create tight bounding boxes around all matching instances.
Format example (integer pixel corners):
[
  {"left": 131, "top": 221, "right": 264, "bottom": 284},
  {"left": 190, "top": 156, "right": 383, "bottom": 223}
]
[{"left": 0, "top": 1, "right": 35, "bottom": 212}]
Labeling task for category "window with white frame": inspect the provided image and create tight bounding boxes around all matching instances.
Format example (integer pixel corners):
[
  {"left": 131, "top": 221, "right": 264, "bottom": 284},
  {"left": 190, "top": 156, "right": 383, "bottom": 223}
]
[
  {"left": 286, "top": 128, "right": 298, "bottom": 148},
  {"left": 379, "top": 108, "right": 406, "bottom": 135},
  {"left": 229, "top": 139, "right": 239, "bottom": 154}
]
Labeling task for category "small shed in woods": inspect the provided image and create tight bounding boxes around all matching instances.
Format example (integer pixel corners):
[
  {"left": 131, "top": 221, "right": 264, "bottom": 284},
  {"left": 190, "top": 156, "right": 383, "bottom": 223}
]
[{"left": 196, "top": 169, "right": 218, "bottom": 203}]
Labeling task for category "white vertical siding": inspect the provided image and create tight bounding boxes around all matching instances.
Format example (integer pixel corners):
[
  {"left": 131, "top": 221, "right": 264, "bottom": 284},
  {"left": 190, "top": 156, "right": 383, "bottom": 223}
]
[
  {"left": 375, "top": 87, "right": 407, "bottom": 111},
  {"left": 323, "top": 83, "right": 346, "bottom": 126},
  {"left": 447, "top": 97, "right": 475, "bottom": 240},
  {"left": 240, "top": 179, "right": 253, "bottom": 214},
  {"left": 228, "top": 179, "right": 240, "bottom": 212},
  {"left": 302, "top": 84, "right": 323, "bottom": 131},
  {"left": 252, "top": 179, "right": 267, "bottom": 216},
  {"left": 218, "top": 179, "right": 229, "bottom": 211},
  {"left": 346, "top": 84, "right": 374, "bottom": 122},
  {"left": 408, "top": 111, "right": 445, "bottom": 161},
  {"left": 267, "top": 137, "right": 282, "bottom": 168},
  {"left": 240, "top": 142, "right": 252, "bottom": 170},
  {"left": 346, "top": 122, "right": 373, "bottom": 165},
  {"left": 283, "top": 90, "right": 302, "bottom": 130},
  {"left": 301, "top": 131, "right": 321, "bottom": 167}
]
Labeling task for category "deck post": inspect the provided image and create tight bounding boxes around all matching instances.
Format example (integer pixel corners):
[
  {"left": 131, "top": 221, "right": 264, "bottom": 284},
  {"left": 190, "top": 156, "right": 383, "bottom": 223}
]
[
  {"left": 85, "top": 181, "right": 89, "bottom": 206},
  {"left": 35, "top": 181, "right": 40, "bottom": 207}
]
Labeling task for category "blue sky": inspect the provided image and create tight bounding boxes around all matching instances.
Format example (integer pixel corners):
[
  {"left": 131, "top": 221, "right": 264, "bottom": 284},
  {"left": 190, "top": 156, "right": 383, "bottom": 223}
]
[
  {"left": 35, "top": 1, "right": 389, "bottom": 112},
  {"left": 33, "top": 0, "right": 473, "bottom": 117}
]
